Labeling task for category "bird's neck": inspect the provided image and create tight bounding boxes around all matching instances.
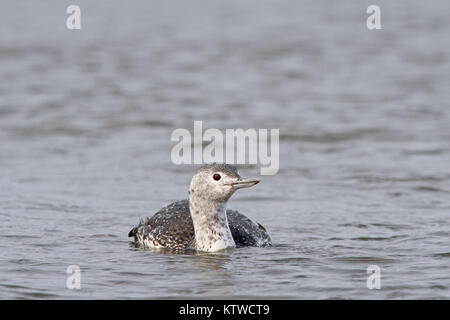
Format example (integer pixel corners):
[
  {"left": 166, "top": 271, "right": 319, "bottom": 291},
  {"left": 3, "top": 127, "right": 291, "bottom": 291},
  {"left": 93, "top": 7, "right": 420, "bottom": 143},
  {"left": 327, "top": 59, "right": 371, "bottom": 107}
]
[{"left": 189, "top": 196, "right": 235, "bottom": 252}]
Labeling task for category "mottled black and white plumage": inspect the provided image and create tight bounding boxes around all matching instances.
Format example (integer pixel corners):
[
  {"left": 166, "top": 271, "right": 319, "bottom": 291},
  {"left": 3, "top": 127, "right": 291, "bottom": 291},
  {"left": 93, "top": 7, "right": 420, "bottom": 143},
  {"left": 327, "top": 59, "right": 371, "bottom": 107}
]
[{"left": 128, "top": 164, "right": 271, "bottom": 252}]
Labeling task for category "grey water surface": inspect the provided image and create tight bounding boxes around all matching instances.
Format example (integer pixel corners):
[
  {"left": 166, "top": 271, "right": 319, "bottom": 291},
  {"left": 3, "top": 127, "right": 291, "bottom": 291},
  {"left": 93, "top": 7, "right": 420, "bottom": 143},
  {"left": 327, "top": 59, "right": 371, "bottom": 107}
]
[{"left": 0, "top": 0, "right": 449, "bottom": 299}]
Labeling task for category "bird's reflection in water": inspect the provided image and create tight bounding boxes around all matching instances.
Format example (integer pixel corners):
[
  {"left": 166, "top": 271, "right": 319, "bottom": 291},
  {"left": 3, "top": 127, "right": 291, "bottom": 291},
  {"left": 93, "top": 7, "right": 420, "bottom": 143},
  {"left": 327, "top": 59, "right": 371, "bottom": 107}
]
[
  {"left": 130, "top": 242, "right": 237, "bottom": 288},
  {"left": 190, "top": 250, "right": 231, "bottom": 271},
  {"left": 130, "top": 244, "right": 238, "bottom": 294},
  {"left": 129, "top": 241, "right": 230, "bottom": 271},
  {"left": 188, "top": 250, "right": 238, "bottom": 296}
]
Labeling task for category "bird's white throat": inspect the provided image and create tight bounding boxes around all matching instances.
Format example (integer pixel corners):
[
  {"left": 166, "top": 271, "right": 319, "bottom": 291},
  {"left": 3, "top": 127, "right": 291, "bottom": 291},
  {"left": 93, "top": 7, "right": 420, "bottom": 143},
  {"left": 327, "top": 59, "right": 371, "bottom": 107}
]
[{"left": 189, "top": 198, "right": 235, "bottom": 252}]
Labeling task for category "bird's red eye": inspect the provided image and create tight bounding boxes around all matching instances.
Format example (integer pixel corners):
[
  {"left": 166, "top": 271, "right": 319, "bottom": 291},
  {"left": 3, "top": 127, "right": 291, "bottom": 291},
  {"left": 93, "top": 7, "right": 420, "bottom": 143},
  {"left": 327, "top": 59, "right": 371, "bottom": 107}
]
[{"left": 213, "top": 173, "right": 221, "bottom": 181}]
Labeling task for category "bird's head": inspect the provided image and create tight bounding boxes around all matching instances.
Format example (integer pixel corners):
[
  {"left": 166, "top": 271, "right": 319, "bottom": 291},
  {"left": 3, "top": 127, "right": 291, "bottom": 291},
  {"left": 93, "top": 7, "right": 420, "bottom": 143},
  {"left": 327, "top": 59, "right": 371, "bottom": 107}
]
[{"left": 189, "top": 163, "right": 260, "bottom": 203}]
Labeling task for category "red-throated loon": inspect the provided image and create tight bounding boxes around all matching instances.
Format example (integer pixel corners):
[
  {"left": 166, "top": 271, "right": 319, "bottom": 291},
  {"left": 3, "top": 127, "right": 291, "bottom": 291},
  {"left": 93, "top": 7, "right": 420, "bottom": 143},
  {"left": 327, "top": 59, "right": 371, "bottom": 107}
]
[{"left": 128, "top": 164, "right": 271, "bottom": 252}]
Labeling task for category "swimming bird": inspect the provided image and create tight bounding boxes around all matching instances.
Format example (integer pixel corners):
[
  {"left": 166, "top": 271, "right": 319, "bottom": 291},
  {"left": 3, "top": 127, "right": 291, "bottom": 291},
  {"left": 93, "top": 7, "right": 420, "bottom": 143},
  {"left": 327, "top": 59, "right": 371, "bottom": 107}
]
[{"left": 128, "top": 163, "right": 271, "bottom": 252}]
